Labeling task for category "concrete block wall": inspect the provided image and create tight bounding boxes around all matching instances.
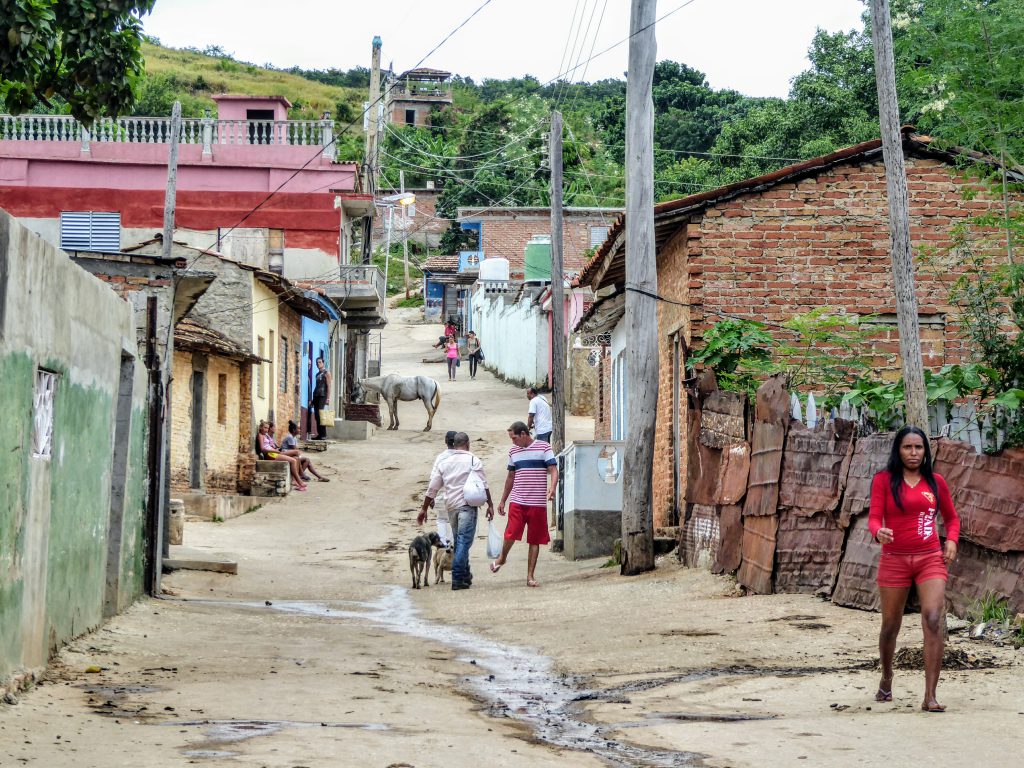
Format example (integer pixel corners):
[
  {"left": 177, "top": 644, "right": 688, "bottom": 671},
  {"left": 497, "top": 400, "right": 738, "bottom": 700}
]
[
  {"left": 0, "top": 209, "right": 149, "bottom": 687},
  {"left": 473, "top": 289, "right": 549, "bottom": 387}
]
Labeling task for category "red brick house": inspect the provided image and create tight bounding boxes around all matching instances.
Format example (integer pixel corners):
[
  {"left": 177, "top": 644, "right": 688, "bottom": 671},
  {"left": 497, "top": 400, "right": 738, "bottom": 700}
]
[
  {"left": 457, "top": 206, "right": 620, "bottom": 277},
  {"left": 577, "top": 130, "right": 1019, "bottom": 529}
]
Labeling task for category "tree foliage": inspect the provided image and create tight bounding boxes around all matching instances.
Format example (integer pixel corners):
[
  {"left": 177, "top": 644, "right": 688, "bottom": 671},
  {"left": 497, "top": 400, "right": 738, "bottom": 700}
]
[{"left": 0, "top": 0, "right": 155, "bottom": 121}]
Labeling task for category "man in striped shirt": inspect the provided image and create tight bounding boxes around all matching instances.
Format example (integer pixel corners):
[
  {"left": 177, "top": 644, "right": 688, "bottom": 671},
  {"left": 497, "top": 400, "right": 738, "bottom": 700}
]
[{"left": 490, "top": 421, "right": 558, "bottom": 587}]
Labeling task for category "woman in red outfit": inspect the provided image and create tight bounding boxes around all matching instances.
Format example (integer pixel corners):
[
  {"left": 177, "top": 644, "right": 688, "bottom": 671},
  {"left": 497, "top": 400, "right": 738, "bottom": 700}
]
[{"left": 869, "top": 426, "right": 959, "bottom": 712}]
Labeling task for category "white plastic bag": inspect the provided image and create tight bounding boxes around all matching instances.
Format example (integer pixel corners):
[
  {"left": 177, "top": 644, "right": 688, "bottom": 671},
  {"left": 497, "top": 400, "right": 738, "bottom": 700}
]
[
  {"left": 463, "top": 471, "right": 488, "bottom": 507},
  {"left": 486, "top": 520, "right": 502, "bottom": 559}
]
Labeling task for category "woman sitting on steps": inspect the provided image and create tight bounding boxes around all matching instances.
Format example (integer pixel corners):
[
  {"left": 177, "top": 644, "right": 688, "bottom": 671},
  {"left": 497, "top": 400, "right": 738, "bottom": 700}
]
[{"left": 257, "top": 420, "right": 307, "bottom": 491}]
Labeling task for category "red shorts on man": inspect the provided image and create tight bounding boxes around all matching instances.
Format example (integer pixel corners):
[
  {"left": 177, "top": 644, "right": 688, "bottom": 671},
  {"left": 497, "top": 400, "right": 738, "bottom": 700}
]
[
  {"left": 504, "top": 502, "right": 550, "bottom": 546},
  {"left": 876, "top": 549, "right": 948, "bottom": 588}
]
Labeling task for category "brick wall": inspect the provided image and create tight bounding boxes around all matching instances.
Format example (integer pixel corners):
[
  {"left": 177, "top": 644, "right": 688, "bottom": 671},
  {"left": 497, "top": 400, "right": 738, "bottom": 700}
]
[
  {"left": 473, "top": 211, "right": 619, "bottom": 276},
  {"left": 169, "top": 351, "right": 193, "bottom": 494},
  {"left": 237, "top": 364, "right": 255, "bottom": 493},
  {"left": 277, "top": 306, "right": 303, "bottom": 429},
  {"left": 202, "top": 356, "right": 243, "bottom": 494},
  {"left": 594, "top": 347, "right": 612, "bottom": 441},
  {"left": 641, "top": 154, "right": 1012, "bottom": 528},
  {"left": 651, "top": 228, "right": 692, "bottom": 528},
  {"left": 373, "top": 189, "right": 450, "bottom": 248}
]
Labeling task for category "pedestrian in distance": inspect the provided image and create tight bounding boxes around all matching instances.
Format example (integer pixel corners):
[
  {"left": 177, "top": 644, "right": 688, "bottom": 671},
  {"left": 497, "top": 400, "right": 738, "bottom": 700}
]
[
  {"left": 311, "top": 357, "right": 331, "bottom": 440},
  {"left": 526, "top": 387, "right": 553, "bottom": 443},
  {"left": 444, "top": 335, "right": 460, "bottom": 382},
  {"left": 465, "top": 330, "right": 483, "bottom": 380},
  {"left": 491, "top": 421, "right": 558, "bottom": 587},
  {"left": 870, "top": 425, "right": 960, "bottom": 712},
  {"left": 419, "top": 432, "right": 493, "bottom": 590},
  {"left": 432, "top": 319, "right": 458, "bottom": 349},
  {"left": 427, "top": 430, "right": 459, "bottom": 545}
]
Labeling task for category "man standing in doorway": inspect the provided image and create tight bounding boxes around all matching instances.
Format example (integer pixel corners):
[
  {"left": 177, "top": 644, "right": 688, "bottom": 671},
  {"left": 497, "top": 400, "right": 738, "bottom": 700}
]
[
  {"left": 526, "top": 387, "right": 553, "bottom": 443},
  {"left": 491, "top": 421, "right": 558, "bottom": 587},
  {"left": 418, "top": 432, "right": 493, "bottom": 590}
]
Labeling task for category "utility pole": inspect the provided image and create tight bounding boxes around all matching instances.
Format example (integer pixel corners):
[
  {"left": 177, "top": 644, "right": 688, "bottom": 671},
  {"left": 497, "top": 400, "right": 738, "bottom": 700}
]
[
  {"left": 362, "top": 35, "right": 383, "bottom": 264},
  {"left": 869, "top": 0, "right": 928, "bottom": 429},
  {"left": 401, "top": 170, "right": 411, "bottom": 299},
  {"left": 621, "top": 0, "right": 658, "bottom": 575},
  {"left": 549, "top": 110, "right": 566, "bottom": 456},
  {"left": 145, "top": 99, "right": 181, "bottom": 593}
]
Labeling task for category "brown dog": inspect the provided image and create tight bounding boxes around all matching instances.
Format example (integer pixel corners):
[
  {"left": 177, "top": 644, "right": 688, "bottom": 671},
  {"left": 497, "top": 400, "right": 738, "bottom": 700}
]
[{"left": 433, "top": 545, "right": 453, "bottom": 584}]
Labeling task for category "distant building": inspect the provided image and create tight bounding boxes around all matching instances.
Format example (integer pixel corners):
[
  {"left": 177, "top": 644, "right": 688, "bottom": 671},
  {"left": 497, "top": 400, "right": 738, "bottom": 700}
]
[{"left": 389, "top": 68, "right": 452, "bottom": 127}]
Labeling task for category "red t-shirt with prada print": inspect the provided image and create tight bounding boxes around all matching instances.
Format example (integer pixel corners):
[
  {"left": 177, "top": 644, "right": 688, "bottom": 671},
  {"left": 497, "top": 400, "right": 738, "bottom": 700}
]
[{"left": 868, "top": 470, "right": 960, "bottom": 555}]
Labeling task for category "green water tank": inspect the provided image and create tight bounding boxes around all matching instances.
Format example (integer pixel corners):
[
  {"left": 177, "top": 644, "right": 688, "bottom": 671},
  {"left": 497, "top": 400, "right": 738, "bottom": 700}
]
[{"left": 523, "top": 235, "right": 552, "bottom": 283}]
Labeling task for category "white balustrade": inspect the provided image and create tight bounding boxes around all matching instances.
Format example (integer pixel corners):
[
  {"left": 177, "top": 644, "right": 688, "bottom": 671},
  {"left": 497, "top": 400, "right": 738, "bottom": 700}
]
[{"left": 1, "top": 113, "right": 334, "bottom": 158}]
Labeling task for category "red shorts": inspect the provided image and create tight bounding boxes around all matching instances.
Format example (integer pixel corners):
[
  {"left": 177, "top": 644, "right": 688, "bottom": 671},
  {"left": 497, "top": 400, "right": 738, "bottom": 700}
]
[
  {"left": 505, "top": 502, "right": 550, "bottom": 546},
  {"left": 877, "top": 550, "right": 948, "bottom": 588}
]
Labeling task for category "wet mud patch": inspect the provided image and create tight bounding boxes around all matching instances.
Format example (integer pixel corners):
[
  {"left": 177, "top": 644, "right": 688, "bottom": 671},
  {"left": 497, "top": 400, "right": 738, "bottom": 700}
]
[
  {"left": 879, "top": 646, "right": 1000, "bottom": 671},
  {"left": 266, "top": 591, "right": 706, "bottom": 767},
  {"left": 658, "top": 629, "right": 722, "bottom": 638},
  {"left": 171, "top": 719, "right": 390, "bottom": 760}
]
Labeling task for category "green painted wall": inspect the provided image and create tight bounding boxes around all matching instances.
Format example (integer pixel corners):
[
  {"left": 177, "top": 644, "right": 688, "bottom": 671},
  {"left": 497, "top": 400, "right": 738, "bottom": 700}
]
[
  {"left": 0, "top": 352, "right": 32, "bottom": 673},
  {"left": 44, "top": 365, "right": 116, "bottom": 655},
  {"left": 117, "top": 403, "right": 149, "bottom": 612}
]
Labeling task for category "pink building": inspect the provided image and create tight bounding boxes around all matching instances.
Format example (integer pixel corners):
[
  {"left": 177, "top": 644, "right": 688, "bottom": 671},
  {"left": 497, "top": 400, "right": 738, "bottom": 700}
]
[{"left": 0, "top": 95, "right": 374, "bottom": 281}]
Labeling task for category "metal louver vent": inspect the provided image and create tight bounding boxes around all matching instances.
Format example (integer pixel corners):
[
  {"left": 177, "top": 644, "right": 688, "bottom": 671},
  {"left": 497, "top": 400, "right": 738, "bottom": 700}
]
[
  {"left": 60, "top": 211, "right": 121, "bottom": 252},
  {"left": 589, "top": 226, "right": 609, "bottom": 248}
]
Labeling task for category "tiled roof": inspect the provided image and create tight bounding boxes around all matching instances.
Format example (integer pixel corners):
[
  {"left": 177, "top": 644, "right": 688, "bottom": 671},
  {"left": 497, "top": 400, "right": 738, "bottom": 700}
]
[
  {"left": 423, "top": 255, "right": 460, "bottom": 272},
  {"left": 175, "top": 318, "right": 260, "bottom": 362}
]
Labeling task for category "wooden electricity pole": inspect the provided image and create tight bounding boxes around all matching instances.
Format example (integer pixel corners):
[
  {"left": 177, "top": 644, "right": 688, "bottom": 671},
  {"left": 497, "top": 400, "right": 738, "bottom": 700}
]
[
  {"left": 161, "top": 100, "right": 181, "bottom": 259},
  {"left": 549, "top": 110, "right": 566, "bottom": 455},
  {"left": 622, "top": 0, "right": 658, "bottom": 575},
  {"left": 869, "top": 0, "right": 929, "bottom": 429}
]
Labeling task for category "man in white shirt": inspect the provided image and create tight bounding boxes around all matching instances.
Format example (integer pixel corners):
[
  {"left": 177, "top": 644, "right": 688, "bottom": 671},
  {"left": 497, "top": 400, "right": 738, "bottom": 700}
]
[
  {"left": 526, "top": 387, "right": 553, "bottom": 443},
  {"left": 418, "top": 432, "right": 493, "bottom": 590},
  {"left": 427, "top": 431, "right": 457, "bottom": 545}
]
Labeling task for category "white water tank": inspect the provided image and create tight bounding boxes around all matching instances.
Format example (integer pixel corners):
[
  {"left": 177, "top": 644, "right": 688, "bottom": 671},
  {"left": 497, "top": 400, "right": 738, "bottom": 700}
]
[{"left": 479, "top": 257, "right": 510, "bottom": 282}]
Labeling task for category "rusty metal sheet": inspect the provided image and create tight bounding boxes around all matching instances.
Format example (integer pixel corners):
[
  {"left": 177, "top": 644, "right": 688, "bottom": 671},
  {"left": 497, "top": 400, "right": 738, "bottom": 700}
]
[
  {"left": 699, "top": 391, "right": 747, "bottom": 449},
  {"left": 778, "top": 419, "right": 856, "bottom": 516},
  {"left": 713, "top": 504, "right": 743, "bottom": 575},
  {"left": 683, "top": 504, "right": 721, "bottom": 570},
  {"left": 754, "top": 373, "right": 791, "bottom": 425},
  {"left": 945, "top": 539, "right": 1024, "bottom": 617},
  {"left": 933, "top": 440, "right": 1024, "bottom": 553},
  {"left": 838, "top": 432, "right": 893, "bottom": 529},
  {"left": 742, "top": 422, "right": 786, "bottom": 516},
  {"left": 716, "top": 442, "right": 750, "bottom": 505},
  {"left": 831, "top": 515, "right": 881, "bottom": 612},
  {"left": 774, "top": 509, "right": 845, "bottom": 595},
  {"left": 686, "top": 394, "right": 721, "bottom": 506},
  {"left": 737, "top": 514, "right": 778, "bottom": 595}
]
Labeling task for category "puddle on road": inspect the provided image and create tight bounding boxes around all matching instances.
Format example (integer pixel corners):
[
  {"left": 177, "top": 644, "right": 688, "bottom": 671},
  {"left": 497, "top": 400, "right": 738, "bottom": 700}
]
[
  {"left": 268, "top": 588, "right": 704, "bottom": 767},
  {"left": 173, "top": 718, "right": 388, "bottom": 759}
]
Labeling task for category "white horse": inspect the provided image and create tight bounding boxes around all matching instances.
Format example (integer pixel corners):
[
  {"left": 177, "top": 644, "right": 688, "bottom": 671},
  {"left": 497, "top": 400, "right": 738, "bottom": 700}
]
[{"left": 354, "top": 374, "right": 442, "bottom": 431}]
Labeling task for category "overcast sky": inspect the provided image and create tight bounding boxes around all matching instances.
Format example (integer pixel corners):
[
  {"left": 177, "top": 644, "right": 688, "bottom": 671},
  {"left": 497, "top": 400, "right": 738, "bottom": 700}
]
[{"left": 143, "top": 0, "right": 866, "bottom": 98}]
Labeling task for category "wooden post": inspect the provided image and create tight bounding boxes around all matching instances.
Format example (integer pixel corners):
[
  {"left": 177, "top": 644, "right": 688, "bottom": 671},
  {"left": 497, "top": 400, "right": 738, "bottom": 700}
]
[
  {"left": 162, "top": 101, "right": 181, "bottom": 260},
  {"left": 550, "top": 110, "right": 566, "bottom": 456},
  {"left": 869, "top": 0, "right": 929, "bottom": 429},
  {"left": 401, "top": 170, "right": 411, "bottom": 299},
  {"left": 622, "top": 0, "right": 658, "bottom": 575}
]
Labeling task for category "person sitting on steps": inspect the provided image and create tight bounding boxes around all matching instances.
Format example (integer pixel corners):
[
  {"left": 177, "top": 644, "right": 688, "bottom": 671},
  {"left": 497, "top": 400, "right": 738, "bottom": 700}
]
[
  {"left": 257, "top": 420, "right": 307, "bottom": 491},
  {"left": 275, "top": 420, "right": 329, "bottom": 482}
]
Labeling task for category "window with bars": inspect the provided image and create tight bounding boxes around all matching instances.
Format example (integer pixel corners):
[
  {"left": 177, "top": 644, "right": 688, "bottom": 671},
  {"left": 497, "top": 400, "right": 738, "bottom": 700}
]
[
  {"left": 280, "top": 337, "right": 289, "bottom": 393},
  {"left": 32, "top": 369, "right": 59, "bottom": 458},
  {"left": 60, "top": 211, "right": 121, "bottom": 252}
]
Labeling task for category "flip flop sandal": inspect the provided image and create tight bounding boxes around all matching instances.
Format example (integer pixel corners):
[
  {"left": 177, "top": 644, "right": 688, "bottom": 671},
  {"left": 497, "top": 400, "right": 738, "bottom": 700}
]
[
  {"left": 875, "top": 689, "right": 893, "bottom": 702},
  {"left": 489, "top": 561, "right": 502, "bottom": 574},
  {"left": 921, "top": 702, "right": 946, "bottom": 713}
]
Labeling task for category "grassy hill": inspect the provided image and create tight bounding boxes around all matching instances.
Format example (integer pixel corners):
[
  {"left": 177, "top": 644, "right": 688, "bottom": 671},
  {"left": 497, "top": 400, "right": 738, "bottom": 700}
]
[{"left": 138, "top": 43, "right": 364, "bottom": 122}]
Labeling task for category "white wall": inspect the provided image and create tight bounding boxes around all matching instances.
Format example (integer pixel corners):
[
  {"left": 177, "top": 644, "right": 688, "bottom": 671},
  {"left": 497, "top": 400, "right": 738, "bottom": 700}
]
[
  {"left": 610, "top": 320, "right": 629, "bottom": 441},
  {"left": 472, "top": 287, "right": 549, "bottom": 387}
]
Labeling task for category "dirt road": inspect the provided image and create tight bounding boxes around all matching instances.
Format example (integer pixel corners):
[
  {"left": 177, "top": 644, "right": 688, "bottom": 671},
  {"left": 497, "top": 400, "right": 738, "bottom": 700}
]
[{"left": 2, "top": 307, "right": 1021, "bottom": 768}]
